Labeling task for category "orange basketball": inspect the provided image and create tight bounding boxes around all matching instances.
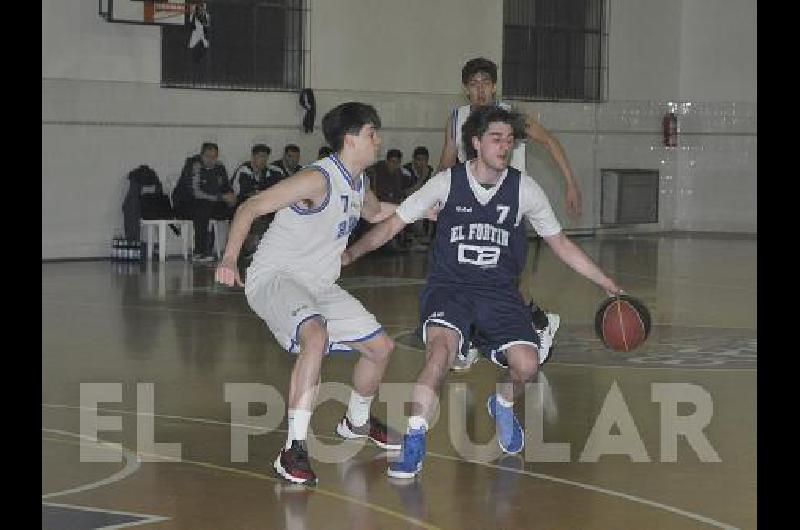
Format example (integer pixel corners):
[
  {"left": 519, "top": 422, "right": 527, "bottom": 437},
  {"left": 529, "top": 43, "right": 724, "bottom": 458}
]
[{"left": 594, "top": 295, "right": 651, "bottom": 352}]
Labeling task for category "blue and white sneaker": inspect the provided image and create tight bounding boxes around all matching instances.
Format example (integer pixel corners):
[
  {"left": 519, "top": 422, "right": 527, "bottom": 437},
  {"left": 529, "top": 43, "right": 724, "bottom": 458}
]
[
  {"left": 487, "top": 394, "right": 524, "bottom": 454},
  {"left": 387, "top": 428, "right": 427, "bottom": 479}
]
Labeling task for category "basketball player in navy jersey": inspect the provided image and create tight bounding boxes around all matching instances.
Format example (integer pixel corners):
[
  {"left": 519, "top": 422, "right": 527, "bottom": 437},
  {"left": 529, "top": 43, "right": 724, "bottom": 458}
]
[
  {"left": 440, "top": 57, "right": 584, "bottom": 371},
  {"left": 343, "top": 105, "right": 622, "bottom": 478},
  {"left": 215, "top": 103, "right": 404, "bottom": 485}
]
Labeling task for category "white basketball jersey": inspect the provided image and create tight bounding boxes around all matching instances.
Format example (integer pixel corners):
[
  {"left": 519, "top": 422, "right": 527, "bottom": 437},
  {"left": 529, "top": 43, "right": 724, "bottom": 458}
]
[
  {"left": 247, "top": 155, "right": 364, "bottom": 290},
  {"left": 452, "top": 101, "right": 526, "bottom": 171}
]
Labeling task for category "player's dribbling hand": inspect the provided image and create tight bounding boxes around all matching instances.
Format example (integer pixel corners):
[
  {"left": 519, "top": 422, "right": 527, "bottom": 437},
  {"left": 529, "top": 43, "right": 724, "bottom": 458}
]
[
  {"left": 215, "top": 258, "right": 243, "bottom": 287},
  {"left": 602, "top": 279, "right": 624, "bottom": 298}
]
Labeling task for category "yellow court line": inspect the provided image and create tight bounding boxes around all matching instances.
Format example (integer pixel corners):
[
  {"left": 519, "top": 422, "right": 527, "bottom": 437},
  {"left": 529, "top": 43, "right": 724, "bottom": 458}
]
[
  {"left": 42, "top": 433, "right": 441, "bottom": 530},
  {"left": 43, "top": 404, "right": 742, "bottom": 529}
]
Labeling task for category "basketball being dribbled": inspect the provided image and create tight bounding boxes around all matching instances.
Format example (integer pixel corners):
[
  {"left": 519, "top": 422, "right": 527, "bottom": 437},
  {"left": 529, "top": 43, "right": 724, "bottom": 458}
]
[{"left": 595, "top": 295, "right": 652, "bottom": 351}]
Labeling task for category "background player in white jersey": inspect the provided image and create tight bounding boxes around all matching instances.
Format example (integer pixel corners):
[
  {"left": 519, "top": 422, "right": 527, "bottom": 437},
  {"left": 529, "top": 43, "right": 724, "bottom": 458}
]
[
  {"left": 440, "top": 57, "right": 582, "bottom": 370},
  {"left": 215, "top": 102, "right": 403, "bottom": 485},
  {"left": 343, "top": 105, "right": 622, "bottom": 479},
  {"left": 439, "top": 57, "right": 582, "bottom": 216}
]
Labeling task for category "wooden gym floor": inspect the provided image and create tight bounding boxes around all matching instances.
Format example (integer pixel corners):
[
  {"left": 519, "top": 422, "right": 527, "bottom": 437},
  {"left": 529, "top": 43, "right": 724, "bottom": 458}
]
[{"left": 42, "top": 233, "right": 756, "bottom": 529}]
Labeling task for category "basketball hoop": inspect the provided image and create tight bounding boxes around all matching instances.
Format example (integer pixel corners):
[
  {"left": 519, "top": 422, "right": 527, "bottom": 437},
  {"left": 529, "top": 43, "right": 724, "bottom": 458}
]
[{"left": 143, "top": 1, "right": 191, "bottom": 24}]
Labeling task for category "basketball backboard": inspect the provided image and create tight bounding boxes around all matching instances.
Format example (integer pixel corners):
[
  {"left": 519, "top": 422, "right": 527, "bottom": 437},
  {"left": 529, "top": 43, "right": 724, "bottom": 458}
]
[{"left": 99, "top": 0, "right": 189, "bottom": 26}]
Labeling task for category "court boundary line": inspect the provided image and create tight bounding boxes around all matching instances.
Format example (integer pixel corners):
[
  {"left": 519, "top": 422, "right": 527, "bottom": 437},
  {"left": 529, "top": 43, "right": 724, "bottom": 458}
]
[
  {"left": 43, "top": 404, "right": 741, "bottom": 529},
  {"left": 42, "top": 429, "right": 142, "bottom": 500},
  {"left": 42, "top": 427, "right": 440, "bottom": 530},
  {"left": 42, "top": 500, "right": 169, "bottom": 529}
]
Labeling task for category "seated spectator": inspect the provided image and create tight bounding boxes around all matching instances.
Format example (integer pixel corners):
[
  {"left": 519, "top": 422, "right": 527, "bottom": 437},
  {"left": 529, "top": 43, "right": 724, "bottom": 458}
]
[
  {"left": 364, "top": 149, "right": 408, "bottom": 250},
  {"left": 401, "top": 146, "right": 436, "bottom": 248},
  {"left": 172, "top": 142, "right": 234, "bottom": 262},
  {"left": 402, "top": 146, "right": 435, "bottom": 194},
  {"left": 269, "top": 144, "right": 302, "bottom": 178},
  {"left": 231, "top": 144, "right": 283, "bottom": 204},
  {"left": 230, "top": 144, "right": 286, "bottom": 278},
  {"left": 367, "top": 149, "right": 406, "bottom": 204},
  {"left": 318, "top": 145, "right": 333, "bottom": 159}
]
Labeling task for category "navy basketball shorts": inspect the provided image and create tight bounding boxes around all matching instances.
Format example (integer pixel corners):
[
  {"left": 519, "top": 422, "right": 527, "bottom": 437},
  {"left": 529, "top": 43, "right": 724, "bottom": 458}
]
[{"left": 418, "top": 284, "right": 540, "bottom": 357}]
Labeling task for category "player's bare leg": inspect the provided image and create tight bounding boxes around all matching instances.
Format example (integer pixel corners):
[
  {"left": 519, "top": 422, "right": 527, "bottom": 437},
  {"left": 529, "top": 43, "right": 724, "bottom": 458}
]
[
  {"left": 388, "top": 325, "right": 460, "bottom": 478},
  {"left": 335, "top": 334, "right": 400, "bottom": 450},
  {"left": 489, "top": 344, "right": 539, "bottom": 454},
  {"left": 288, "top": 317, "right": 328, "bottom": 411},
  {"left": 410, "top": 325, "right": 460, "bottom": 420},
  {"left": 274, "top": 317, "right": 328, "bottom": 485}
]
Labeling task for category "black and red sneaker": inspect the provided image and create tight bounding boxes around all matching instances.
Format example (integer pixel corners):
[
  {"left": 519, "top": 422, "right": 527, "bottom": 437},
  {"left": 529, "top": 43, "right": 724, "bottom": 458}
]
[
  {"left": 335, "top": 415, "right": 401, "bottom": 451},
  {"left": 274, "top": 441, "right": 317, "bottom": 485}
]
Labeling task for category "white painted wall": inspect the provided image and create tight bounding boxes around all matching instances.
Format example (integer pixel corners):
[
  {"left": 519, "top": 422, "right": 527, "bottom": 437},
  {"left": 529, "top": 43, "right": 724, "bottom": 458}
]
[
  {"left": 607, "top": 0, "right": 682, "bottom": 101},
  {"left": 42, "top": 0, "right": 161, "bottom": 82},
  {"left": 679, "top": 0, "right": 757, "bottom": 103},
  {"left": 42, "top": 0, "right": 757, "bottom": 259},
  {"left": 310, "top": 0, "right": 502, "bottom": 94}
]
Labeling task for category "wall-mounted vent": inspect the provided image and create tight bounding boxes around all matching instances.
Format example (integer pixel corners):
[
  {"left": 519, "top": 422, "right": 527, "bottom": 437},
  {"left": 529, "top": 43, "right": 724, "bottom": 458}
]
[{"left": 601, "top": 169, "right": 659, "bottom": 225}]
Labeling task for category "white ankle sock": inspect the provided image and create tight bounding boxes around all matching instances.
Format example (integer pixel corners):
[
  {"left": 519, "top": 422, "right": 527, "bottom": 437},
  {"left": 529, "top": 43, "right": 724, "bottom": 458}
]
[
  {"left": 346, "top": 391, "right": 374, "bottom": 427},
  {"left": 407, "top": 415, "right": 428, "bottom": 433},
  {"left": 286, "top": 409, "right": 312, "bottom": 449},
  {"left": 497, "top": 394, "right": 514, "bottom": 408}
]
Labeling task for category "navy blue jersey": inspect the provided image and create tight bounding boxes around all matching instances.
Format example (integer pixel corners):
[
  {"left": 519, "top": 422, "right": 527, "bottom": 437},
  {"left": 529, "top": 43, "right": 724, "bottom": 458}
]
[{"left": 427, "top": 163, "right": 528, "bottom": 290}]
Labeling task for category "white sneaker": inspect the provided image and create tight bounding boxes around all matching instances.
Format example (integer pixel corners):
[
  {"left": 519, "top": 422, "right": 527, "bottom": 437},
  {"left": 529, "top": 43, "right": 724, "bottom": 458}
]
[
  {"left": 451, "top": 345, "right": 480, "bottom": 371},
  {"left": 537, "top": 313, "right": 560, "bottom": 364}
]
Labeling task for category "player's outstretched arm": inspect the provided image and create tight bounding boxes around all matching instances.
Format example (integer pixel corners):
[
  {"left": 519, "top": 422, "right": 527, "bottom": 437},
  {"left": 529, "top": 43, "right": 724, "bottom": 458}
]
[
  {"left": 361, "top": 189, "right": 398, "bottom": 224},
  {"left": 526, "top": 116, "right": 582, "bottom": 218},
  {"left": 343, "top": 214, "right": 407, "bottom": 266},
  {"left": 215, "top": 169, "right": 326, "bottom": 286},
  {"left": 543, "top": 232, "right": 622, "bottom": 296},
  {"left": 437, "top": 114, "right": 458, "bottom": 172}
]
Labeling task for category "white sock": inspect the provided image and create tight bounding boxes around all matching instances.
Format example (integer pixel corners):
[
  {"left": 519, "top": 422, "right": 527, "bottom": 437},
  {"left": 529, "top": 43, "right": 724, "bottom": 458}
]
[
  {"left": 497, "top": 394, "right": 514, "bottom": 408},
  {"left": 346, "top": 391, "right": 374, "bottom": 427},
  {"left": 286, "top": 409, "right": 312, "bottom": 449},
  {"left": 407, "top": 415, "right": 428, "bottom": 433}
]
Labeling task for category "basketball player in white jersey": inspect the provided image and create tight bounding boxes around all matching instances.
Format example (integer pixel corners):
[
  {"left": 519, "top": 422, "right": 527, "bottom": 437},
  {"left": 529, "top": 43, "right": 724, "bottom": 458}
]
[
  {"left": 439, "top": 58, "right": 582, "bottom": 216},
  {"left": 440, "top": 57, "right": 581, "bottom": 370},
  {"left": 215, "top": 102, "right": 403, "bottom": 485}
]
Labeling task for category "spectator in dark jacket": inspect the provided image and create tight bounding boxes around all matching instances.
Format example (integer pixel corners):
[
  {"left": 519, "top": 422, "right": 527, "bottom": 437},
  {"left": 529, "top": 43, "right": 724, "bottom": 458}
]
[
  {"left": 231, "top": 144, "right": 284, "bottom": 204},
  {"left": 367, "top": 149, "right": 406, "bottom": 204},
  {"left": 364, "top": 149, "right": 408, "bottom": 250},
  {"left": 173, "top": 142, "right": 234, "bottom": 261},
  {"left": 230, "top": 144, "right": 286, "bottom": 277},
  {"left": 401, "top": 146, "right": 436, "bottom": 247},
  {"left": 269, "top": 144, "right": 302, "bottom": 178}
]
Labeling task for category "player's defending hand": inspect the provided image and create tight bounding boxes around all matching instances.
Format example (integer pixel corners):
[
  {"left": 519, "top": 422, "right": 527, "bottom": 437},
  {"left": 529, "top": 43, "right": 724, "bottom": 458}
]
[
  {"left": 215, "top": 258, "right": 243, "bottom": 287},
  {"left": 424, "top": 201, "right": 443, "bottom": 221},
  {"left": 341, "top": 248, "right": 354, "bottom": 267},
  {"left": 566, "top": 183, "right": 582, "bottom": 218}
]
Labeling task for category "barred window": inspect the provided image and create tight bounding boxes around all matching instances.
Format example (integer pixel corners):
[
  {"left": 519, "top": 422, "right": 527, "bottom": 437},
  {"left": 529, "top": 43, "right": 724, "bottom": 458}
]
[
  {"left": 503, "top": 0, "right": 606, "bottom": 101},
  {"left": 161, "top": 0, "right": 307, "bottom": 91}
]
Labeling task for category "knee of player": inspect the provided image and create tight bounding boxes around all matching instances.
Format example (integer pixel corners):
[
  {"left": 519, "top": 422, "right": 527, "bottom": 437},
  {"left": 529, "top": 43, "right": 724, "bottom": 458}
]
[
  {"left": 426, "top": 333, "right": 452, "bottom": 355},
  {"left": 426, "top": 344, "right": 453, "bottom": 372},
  {"left": 298, "top": 318, "right": 330, "bottom": 355},
  {"left": 371, "top": 334, "right": 395, "bottom": 360},
  {"left": 510, "top": 347, "right": 539, "bottom": 378}
]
